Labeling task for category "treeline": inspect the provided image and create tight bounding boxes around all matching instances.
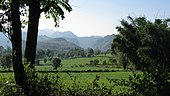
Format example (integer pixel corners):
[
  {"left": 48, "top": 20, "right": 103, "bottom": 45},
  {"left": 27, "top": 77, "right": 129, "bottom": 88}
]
[{"left": 35, "top": 48, "right": 104, "bottom": 60}]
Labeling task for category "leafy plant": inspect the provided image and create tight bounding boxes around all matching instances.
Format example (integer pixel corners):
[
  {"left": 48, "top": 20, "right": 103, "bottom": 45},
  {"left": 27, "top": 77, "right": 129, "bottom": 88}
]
[
  {"left": 52, "top": 57, "right": 61, "bottom": 69},
  {"left": 0, "top": 54, "right": 12, "bottom": 71}
]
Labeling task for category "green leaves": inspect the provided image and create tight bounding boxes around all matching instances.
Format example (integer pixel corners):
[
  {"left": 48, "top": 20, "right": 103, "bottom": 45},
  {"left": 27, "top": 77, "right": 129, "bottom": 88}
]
[
  {"left": 40, "top": 0, "right": 72, "bottom": 27},
  {"left": 112, "top": 16, "right": 170, "bottom": 70}
]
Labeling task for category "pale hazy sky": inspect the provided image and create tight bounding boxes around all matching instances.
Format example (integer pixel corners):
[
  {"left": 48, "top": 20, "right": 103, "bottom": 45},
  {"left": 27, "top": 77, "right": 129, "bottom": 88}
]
[{"left": 38, "top": 0, "right": 170, "bottom": 37}]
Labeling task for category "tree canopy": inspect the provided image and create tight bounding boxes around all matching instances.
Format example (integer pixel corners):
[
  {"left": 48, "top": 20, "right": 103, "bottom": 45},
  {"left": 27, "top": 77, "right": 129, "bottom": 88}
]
[{"left": 112, "top": 16, "right": 170, "bottom": 70}]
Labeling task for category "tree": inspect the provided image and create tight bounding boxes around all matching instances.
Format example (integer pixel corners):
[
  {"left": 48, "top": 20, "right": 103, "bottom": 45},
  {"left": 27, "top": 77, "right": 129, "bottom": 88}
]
[
  {"left": 24, "top": 0, "right": 72, "bottom": 68},
  {"left": 36, "top": 49, "right": 46, "bottom": 60},
  {"left": 87, "top": 48, "right": 94, "bottom": 57},
  {"left": 109, "top": 56, "right": 116, "bottom": 68},
  {"left": 0, "top": 46, "right": 5, "bottom": 57},
  {"left": 10, "top": 0, "right": 27, "bottom": 86},
  {"left": 93, "top": 59, "right": 99, "bottom": 66},
  {"left": 94, "top": 49, "right": 101, "bottom": 56},
  {"left": 112, "top": 16, "right": 170, "bottom": 70},
  {"left": 90, "top": 60, "right": 94, "bottom": 66},
  {"left": 112, "top": 17, "right": 170, "bottom": 95},
  {"left": 0, "top": 0, "right": 27, "bottom": 86},
  {"left": 52, "top": 57, "right": 61, "bottom": 69},
  {"left": 0, "top": 54, "right": 12, "bottom": 71},
  {"left": 44, "top": 58, "right": 47, "bottom": 64},
  {"left": 102, "top": 60, "right": 107, "bottom": 65},
  {"left": 45, "top": 49, "right": 54, "bottom": 61}
]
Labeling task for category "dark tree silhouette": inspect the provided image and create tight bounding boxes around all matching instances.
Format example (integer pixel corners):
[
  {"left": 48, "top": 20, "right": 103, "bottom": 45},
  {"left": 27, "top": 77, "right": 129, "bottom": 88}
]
[
  {"left": 11, "top": 0, "right": 27, "bottom": 86},
  {"left": 0, "top": 0, "right": 27, "bottom": 86}
]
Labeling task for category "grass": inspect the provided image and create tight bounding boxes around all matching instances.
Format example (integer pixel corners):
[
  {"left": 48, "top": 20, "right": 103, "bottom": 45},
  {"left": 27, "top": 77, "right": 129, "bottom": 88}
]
[
  {"left": 36, "top": 56, "right": 123, "bottom": 71},
  {"left": 0, "top": 55, "right": 136, "bottom": 94}
]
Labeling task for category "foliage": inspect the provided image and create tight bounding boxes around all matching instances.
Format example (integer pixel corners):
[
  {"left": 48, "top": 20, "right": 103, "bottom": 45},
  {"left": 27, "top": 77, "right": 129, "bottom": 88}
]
[
  {"left": 58, "top": 48, "right": 86, "bottom": 59},
  {"left": 44, "top": 58, "right": 47, "bottom": 64},
  {"left": 87, "top": 48, "right": 94, "bottom": 57},
  {"left": 93, "top": 59, "right": 99, "bottom": 66},
  {"left": 0, "top": 46, "right": 12, "bottom": 58},
  {"left": 112, "top": 16, "right": 170, "bottom": 95},
  {"left": 0, "top": 63, "right": 63, "bottom": 96},
  {"left": 0, "top": 53, "right": 12, "bottom": 70},
  {"left": 117, "top": 70, "right": 170, "bottom": 96},
  {"left": 52, "top": 57, "right": 61, "bottom": 69},
  {"left": 0, "top": 0, "right": 27, "bottom": 86},
  {"left": 94, "top": 48, "right": 101, "bottom": 56},
  {"left": 112, "top": 16, "right": 170, "bottom": 70},
  {"left": 102, "top": 60, "right": 107, "bottom": 65},
  {"left": 90, "top": 60, "right": 94, "bottom": 65},
  {"left": 36, "top": 48, "right": 46, "bottom": 60}
]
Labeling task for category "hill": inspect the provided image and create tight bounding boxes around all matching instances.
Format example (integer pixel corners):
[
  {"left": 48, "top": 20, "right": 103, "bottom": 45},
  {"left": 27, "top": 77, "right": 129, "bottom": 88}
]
[
  {"left": 50, "top": 31, "right": 78, "bottom": 39},
  {"left": 47, "top": 30, "right": 115, "bottom": 51},
  {"left": 0, "top": 33, "right": 11, "bottom": 48},
  {"left": 37, "top": 38, "right": 81, "bottom": 52},
  {"left": 47, "top": 30, "right": 103, "bottom": 49},
  {"left": 93, "top": 34, "right": 115, "bottom": 51},
  {"left": 78, "top": 36, "right": 102, "bottom": 49},
  {"left": 1, "top": 30, "right": 115, "bottom": 52}
]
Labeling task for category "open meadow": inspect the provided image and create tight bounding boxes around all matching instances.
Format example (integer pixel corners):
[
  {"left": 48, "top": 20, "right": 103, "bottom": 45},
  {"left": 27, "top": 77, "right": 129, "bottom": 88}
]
[{"left": 0, "top": 56, "right": 136, "bottom": 94}]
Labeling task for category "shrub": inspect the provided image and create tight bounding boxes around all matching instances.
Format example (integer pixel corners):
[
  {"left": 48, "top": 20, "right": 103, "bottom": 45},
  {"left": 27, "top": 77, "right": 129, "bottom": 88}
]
[
  {"left": 52, "top": 58, "right": 61, "bottom": 69},
  {"left": 93, "top": 59, "right": 99, "bottom": 66},
  {"left": 102, "top": 60, "right": 107, "bottom": 65},
  {"left": 89, "top": 60, "right": 94, "bottom": 65},
  {"left": 0, "top": 54, "right": 12, "bottom": 71},
  {"left": 44, "top": 58, "right": 47, "bottom": 64}
]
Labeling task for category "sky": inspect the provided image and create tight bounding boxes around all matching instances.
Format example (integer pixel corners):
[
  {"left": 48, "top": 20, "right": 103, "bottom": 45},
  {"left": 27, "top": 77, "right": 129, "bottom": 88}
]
[{"left": 38, "top": 0, "right": 170, "bottom": 37}]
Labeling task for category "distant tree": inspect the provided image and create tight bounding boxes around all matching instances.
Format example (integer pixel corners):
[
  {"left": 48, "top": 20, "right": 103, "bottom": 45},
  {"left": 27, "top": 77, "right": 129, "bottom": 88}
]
[
  {"left": 102, "top": 60, "right": 107, "bottom": 65},
  {"left": 93, "top": 59, "right": 99, "bottom": 66},
  {"left": 87, "top": 48, "right": 94, "bottom": 57},
  {"left": 90, "top": 60, "right": 94, "bottom": 66},
  {"left": 0, "top": 46, "right": 5, "bottom": 58},
  {"left": 0, "top": 54, "right": 12, "bottom": 71},
  {"left": 52, "top": 58, "right": 61, "bottom": 69},
  {"left": 36, "top": 49, "right": 46, "bottom": 59},
  {"left": 5, "top": 46, "right": 12, "bottom": 54},
  {"left": 94, "top": 49, "right": 101, "bottom": 56},
  {"left": 44, "top": 58, "right": 47, "bottom": 64},
  {"left": 46, "top": 49, "right": 54, "bottom": 58},
  {"left": 35, "top": 59, "right": 40, "bottom": 65}
]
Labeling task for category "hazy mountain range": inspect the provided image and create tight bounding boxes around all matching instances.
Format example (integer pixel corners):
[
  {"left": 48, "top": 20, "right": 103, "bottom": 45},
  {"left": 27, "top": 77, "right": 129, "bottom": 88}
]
[{"left": 0, "top": 29, "right": 115, "bottom": 52}]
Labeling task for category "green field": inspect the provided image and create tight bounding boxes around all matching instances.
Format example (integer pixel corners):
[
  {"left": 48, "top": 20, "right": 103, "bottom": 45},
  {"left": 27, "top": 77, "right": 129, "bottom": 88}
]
[
  {"left": 0, "top": 56, "right": 136, "bottom": 94},
  {"left": 36, "top": 56, "right": 124, "bottom": 71}
]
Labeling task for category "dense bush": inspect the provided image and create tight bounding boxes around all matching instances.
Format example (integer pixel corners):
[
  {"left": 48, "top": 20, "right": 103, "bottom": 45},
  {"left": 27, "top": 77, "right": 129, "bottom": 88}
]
[
  {"left": 93, "top": 59, "right": 99, "bottom": 66},
  {"left": 0, "top": 54, "right": 12, "bottom": 71},
  {"left": 112, "top": 17, "right": 170, "bottom": 96},
  {"left": 102, "top": 60, "right": 107, "bottom": 65},
  {"left": 52, "top": 58, "right": 61, "bottom": 69}
]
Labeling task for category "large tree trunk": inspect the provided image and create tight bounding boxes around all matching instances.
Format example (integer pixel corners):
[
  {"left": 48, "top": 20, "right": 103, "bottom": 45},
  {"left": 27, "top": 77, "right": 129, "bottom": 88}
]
[
  {"left": 24, "top": 0, "right": 40, "bottom": 68},
  {"left": 11, "top": 0, "right": 27, "bottom": 86}
]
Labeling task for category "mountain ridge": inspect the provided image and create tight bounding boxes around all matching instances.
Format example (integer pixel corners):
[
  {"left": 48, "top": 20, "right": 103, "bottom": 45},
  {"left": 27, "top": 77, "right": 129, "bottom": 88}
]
[{"left": 0, "top": 29, "right": 115, "bottom": 51}]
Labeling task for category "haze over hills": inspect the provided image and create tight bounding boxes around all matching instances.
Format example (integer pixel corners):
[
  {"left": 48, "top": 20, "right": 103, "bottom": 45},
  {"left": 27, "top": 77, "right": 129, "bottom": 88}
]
[
  {"left": 93, "top": 34, "right": 115, "bottom": 51},
  {"left": 0, "top": 33, "right": 11, "bottom": 48},
  {"left": 40, "top": 29, "right": 115, "bottom": 50},
  {"left": 0, "top": 29, "right": 115, "bottom": 51}
]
